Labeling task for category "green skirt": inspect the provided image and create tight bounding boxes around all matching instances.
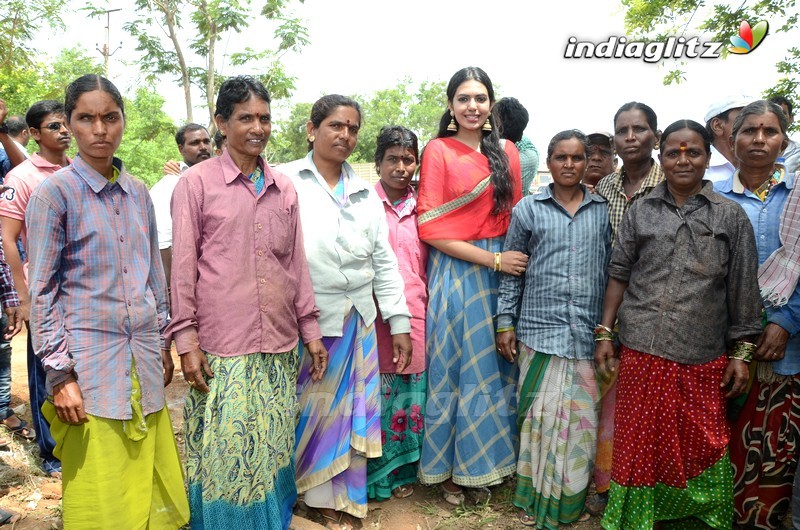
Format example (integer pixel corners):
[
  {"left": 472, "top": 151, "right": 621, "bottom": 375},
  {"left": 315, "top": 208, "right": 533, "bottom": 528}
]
[{"left": 366, "top": 372, "right": 427, "bottom": 500}]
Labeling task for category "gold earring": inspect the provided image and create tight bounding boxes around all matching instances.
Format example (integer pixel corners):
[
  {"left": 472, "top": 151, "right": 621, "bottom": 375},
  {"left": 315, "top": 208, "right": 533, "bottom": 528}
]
[
  {"left": 482, "top": 117, "right": 492, "bottom": 132},
  {"left": 447, "top": 111, "right": 457, "bottom": 132},
  {"left": 308, "top": 134, "right": 315, "bottom": 143}
]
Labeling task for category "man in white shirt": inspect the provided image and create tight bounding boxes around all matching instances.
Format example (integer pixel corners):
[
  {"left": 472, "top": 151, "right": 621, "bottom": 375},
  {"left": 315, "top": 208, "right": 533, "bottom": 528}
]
[
  {"left": 150, "top": 123, "right": 212, "bottom": 294},
  {"left": 0, "top": 113, "right": 30, "bottom": 182},
  {"left": 703, "top": 95, "right": 753, "bottom": 182},
  {"left": 4, "top": 115, "right": 30, "bottom": 161}
]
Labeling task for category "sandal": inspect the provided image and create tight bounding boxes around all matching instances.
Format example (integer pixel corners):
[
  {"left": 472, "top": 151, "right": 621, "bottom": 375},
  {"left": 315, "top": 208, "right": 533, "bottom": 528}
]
[
  {"left": 467, "top": 486, "right": 491, "bottom": 505},
  {"left": 584, "top": 491, "right": 608, "bottom": 516},
  {"left": 0, "top": 508, "right": 21, "bottom": 526},
  {"left": 2, "top": 414, "right": 35, "bottom": 442},
  {"left": 441, "top": 484, "right": 465, "bottom": 506},
  {"left": 392, "top": 484, "right": 414, "bottom": 499},
  {"left": 311, "top": 508, "right": 357, "bottom": 530},
  {"left": 519, "top": 512, "right": 537, "bottom": 527}
]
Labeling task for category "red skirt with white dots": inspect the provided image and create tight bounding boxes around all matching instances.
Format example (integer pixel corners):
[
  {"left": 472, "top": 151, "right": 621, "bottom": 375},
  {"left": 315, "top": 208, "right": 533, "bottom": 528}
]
[{"left": 602, "top": 346, "right": 733, "bottom": 530}]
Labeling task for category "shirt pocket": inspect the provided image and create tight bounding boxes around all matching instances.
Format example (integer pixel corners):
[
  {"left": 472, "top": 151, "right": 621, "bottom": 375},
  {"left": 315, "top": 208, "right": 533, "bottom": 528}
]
[
  {"left": 268, "top": 209, "right": 292, "bottom": 257},
  {"left": 687, "top": 226, "right": 729, "bottom": 278},
  {"left": 398, "top": 238, "right": 422, "bottom": 274}
]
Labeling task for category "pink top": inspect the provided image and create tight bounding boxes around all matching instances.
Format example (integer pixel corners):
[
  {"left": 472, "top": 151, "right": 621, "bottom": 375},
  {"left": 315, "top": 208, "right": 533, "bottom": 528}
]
[
  {"left": 374, "top": 183, "right": 427, "bottom": 374},
  {"left": 0, "top": 153, "right": 68, "bottom": 252},
  {"left": 165, "top": 151, "right": 322, "bottom": 356}
]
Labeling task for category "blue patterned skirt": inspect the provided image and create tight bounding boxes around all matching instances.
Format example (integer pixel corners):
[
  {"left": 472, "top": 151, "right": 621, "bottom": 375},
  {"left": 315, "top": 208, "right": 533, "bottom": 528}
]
[
  {"left": 295, "top": 307, "right": 381, "bottom": 519},
  {"left": 419, "top": 238, "right": 518, "bottom": 487}
]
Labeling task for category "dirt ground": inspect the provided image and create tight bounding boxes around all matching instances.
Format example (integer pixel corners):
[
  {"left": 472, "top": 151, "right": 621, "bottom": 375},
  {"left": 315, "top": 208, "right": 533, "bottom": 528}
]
[{"left": 0, "top": 329, "right": 604, "bottom": 529}]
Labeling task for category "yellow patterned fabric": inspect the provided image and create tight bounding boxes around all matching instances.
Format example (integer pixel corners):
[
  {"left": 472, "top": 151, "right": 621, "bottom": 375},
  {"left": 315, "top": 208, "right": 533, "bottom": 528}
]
[
  {"left": 184, "top": 349, "right": 299, "bottom": 529},
  {"left": 750, "top": 167, "right": 786, "bottom": 202}
]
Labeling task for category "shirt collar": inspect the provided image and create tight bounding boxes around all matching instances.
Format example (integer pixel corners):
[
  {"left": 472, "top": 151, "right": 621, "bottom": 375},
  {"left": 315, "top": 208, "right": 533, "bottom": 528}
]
[
  {"left": 297, "top": 150, "right": 370, "bottom": 194},
  {"left": 374, "top": 180, "right": 416, "bottom": 212},
  {"left": 220, "top": 150, "right": 274, "bottom": 189},
  {"left": 724, "top": 165, "right": 793, "bottom": 195},
  {"left": 709, "top": 145, "right": 735, "bottom": 170},
  {"left": 29, "top": 153, "right": 70, "bottom": 170},
  {"left": 646, "top": 179, "right": 723, "bottom": 205},
  {"left": 11, "top": 140, "right": 29, "bottom": 158},
  {"left": 603, "top": 159, "right": 664, "bottom": 192},
  {"left": 533, "top": 183, "right": 606, "bottom": 205},
  {"left": 374, "top": 180, "right": 413, "bottom": 203},
  {"left": 73, "top": 154, "right": 131, "bottom": 194}
]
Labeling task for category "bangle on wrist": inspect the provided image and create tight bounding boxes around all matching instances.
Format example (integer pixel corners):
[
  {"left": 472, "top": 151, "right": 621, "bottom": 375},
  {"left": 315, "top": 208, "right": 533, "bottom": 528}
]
[
  {"left": 729, "top": 341, "right": 756, "bottom": 363},
  {"left": 594, "top": 329, "right": 615, "bottom": 341},
  {"left": 496, "top": 325, "right": 514, "bottom": 333},
  {"left": 493, "top": 252, "right": 502, "bottom": 272}
]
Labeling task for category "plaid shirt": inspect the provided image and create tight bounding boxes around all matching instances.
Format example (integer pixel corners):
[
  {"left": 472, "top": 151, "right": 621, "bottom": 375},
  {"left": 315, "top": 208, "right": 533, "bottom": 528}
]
[
  {"left": 27, "top": 155, "right": 169, "bottom": 420},
  {"left": 0, "top": 232, "right": 19, "bottom": 310},
  {"left": 595, "top": 160, "right": 665, "bottom": 239}
]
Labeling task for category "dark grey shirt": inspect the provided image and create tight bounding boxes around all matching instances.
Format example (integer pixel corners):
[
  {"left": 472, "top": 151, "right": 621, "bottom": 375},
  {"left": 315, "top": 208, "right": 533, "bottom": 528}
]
[{"left": 609, "top": 181, "right": 763, "bottom": 364}]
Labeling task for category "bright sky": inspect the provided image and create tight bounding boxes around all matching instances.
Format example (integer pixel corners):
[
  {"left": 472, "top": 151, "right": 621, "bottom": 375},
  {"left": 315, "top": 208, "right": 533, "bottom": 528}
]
[{"left": 57, "top": 0, "right": 796, "bottom": 156}]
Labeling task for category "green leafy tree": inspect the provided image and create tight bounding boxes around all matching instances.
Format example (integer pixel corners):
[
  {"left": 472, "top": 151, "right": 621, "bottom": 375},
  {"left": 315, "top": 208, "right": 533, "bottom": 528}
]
[
  {"left": 268, "top": 101, "right": 311, "bottom": 164},
  {"left": 0, "top": 0, "right": 65, "bottom": 69},
  {"left": 0, "top": 47, "right": 103, "bottom": 124},
  {"left": 269, "top": 79, "right": 446, "bottom": 165},
  {"left": 102, "top": 0, "right": 308, "bottom": 126},
  {"left": 119, "top": 0, "right": 194, "bottom": 121},
  {"left": 622, "top": 0, "right": 799, "bottom": 104},
  {"left": 117, "top": 87, "right": 179, "bottom": 187},
  {"left": 352, "top": 79, "right": 446, "bottom": 163}
]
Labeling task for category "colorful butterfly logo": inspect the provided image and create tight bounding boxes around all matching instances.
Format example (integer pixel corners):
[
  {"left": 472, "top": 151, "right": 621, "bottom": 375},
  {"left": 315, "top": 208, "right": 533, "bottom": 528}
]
[{"left": 729, "top": 20, "right": 769, "bottom": 54}]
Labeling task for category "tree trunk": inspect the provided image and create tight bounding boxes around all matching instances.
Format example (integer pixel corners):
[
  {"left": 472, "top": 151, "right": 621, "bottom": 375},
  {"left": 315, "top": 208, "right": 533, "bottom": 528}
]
[
  {"left": 206, "top": 24, "right": 216, "bottom": 127},
  {"left": 164, "top": 9, "right": 193, "bottom": 122}
]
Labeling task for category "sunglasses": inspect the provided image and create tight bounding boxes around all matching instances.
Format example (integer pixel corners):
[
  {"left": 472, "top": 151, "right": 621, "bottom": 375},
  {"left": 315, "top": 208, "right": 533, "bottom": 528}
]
[{"left": 39, "top": 122, "right": 67, "bottom": 131}]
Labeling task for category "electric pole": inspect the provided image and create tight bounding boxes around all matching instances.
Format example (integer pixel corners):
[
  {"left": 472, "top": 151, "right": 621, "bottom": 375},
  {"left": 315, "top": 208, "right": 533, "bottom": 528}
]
[{"left": 95, "top": 8, "right": 123, "bottom": 76}]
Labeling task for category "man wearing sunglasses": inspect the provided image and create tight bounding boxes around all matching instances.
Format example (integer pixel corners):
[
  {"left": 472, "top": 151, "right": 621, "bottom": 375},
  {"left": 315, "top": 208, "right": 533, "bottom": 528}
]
[{"left": 0, "top": 99, "right": 72, "bottom": 479}]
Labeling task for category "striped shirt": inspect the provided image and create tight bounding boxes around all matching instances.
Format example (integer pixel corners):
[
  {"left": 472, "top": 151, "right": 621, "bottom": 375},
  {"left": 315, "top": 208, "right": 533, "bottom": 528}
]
[
  {"left": 496, "top": 185, "right": 611, "bottom": 360},
  {"left": 27, "top": 155, "right": 169, "bottom": 419},
  {"left": 715, "top": 171, "right": 800, "bottom": 375},
  {"left": 595, "top": 160, "right": 664, "bottom": 238}
]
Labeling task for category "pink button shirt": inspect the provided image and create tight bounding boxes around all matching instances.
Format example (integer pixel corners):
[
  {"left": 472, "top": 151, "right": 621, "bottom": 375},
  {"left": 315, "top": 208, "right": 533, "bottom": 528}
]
[
  {"left": 0, "top": 153, "right": 69, "bottom": 251},
  {"left": 374, "top": 183, "right": 427, "bottom": 374},
  {"left": 166, "top": 152, "right": 321, "bottom": 356}
]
